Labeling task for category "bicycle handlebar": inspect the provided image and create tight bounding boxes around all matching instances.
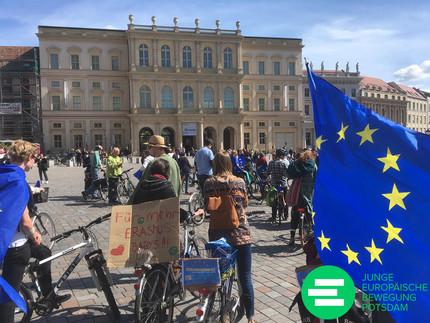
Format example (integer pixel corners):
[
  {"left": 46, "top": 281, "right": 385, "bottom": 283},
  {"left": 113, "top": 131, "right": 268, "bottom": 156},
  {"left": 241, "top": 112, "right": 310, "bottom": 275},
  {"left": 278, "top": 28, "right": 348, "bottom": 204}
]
[
  {"left": 122, "top": 168, "right": 133, "bottom": 174},
  {"left": 50, "top": 213, "right": 111, "bottom": 242}
]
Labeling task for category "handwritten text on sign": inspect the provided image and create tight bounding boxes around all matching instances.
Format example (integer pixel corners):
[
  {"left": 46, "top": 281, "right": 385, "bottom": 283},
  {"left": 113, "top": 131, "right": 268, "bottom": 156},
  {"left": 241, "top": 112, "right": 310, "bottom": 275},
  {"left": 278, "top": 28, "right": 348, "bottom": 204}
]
[{"left": 107, "top": 197, "right": 180, "bottom": 268}]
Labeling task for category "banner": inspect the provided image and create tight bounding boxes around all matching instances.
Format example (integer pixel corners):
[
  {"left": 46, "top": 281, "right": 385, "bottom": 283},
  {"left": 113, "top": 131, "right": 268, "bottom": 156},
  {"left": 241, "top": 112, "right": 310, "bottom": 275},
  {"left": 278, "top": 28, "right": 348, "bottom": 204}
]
[
  {"left": 107, "top": 197, "right": 180, "bottom": 268},
  {"left": 0, "top": 103, "right": 22, "bottom": 115},
  {"left": 182, "top": 123, "right": 197, "bottom": 136}
]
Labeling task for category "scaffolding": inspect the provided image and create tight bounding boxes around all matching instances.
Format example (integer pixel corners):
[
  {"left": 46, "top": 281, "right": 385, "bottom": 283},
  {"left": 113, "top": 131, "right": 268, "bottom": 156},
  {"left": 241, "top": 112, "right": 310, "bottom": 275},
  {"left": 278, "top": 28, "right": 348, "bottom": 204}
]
[{"left": 0, "top": 46, "right": 42, "bottom": 143}]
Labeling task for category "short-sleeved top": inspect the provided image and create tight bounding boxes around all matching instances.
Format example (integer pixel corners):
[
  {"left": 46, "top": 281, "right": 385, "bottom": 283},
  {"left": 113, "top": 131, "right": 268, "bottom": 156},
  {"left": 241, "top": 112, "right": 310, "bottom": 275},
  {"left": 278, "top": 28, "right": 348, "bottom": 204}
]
[
  {"left": 195, "top": 146, "right": 214, "bottom": 176},
  {"left": 90, "top": 151, "right": 102, "bottom": 168}
]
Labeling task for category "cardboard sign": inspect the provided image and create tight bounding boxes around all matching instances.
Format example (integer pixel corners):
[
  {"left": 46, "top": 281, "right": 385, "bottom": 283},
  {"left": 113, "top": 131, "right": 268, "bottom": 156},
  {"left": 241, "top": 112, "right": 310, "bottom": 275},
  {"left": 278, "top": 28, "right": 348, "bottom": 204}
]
[{"left": 107, "top": 197, "right": 180, "bottom": 268}]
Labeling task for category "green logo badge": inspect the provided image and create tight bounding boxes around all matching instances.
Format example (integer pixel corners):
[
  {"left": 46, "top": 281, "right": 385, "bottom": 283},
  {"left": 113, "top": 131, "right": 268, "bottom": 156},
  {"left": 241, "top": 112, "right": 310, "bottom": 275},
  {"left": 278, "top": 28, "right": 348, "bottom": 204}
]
[
  {"left": 169, "top": 246, "right": 178, "bottom": 255},
  {"left": 137, "top": 217, "right": 145, "bottom": 224},
  {"left": 301, "top": 265, "right": 355, "bottom": 319}
]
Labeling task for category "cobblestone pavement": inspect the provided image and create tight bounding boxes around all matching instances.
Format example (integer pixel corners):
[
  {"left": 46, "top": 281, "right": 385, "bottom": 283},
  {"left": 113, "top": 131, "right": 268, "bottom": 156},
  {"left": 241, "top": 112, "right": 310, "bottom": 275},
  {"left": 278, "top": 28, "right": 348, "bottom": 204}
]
[{"left": 19, "top": 160, "right": 305, "bottom": 322}]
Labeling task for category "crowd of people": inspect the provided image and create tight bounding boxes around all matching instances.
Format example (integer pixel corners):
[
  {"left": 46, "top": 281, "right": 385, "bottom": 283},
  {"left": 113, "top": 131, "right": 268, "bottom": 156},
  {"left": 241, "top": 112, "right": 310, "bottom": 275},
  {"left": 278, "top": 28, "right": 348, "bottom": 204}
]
[{"left": 0, "top": 135, "right": 322, "bottom": 323}]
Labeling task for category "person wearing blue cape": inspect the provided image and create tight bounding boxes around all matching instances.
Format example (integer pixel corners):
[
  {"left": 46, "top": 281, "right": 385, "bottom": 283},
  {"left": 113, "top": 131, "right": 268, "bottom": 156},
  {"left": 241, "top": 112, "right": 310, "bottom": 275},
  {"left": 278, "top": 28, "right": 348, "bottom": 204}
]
[{"left": 0, "top": 140, "right": 43, "bottom": 322}]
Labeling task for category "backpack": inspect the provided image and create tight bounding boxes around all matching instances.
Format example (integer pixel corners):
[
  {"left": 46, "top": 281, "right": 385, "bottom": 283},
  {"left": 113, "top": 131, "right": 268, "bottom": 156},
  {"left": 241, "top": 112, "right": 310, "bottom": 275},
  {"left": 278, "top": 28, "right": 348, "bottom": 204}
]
[
  {"left": 206, "top": 177, "right": 240, "bottom": 230},
  {"left": 265, "top": 186, "right": 278, "bottom": 207}
]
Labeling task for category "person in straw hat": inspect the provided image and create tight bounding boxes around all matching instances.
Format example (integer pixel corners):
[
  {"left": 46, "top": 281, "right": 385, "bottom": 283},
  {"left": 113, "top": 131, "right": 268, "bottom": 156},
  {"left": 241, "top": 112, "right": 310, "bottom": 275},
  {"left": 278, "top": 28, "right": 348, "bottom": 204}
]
[{"left": 129, "top": 135, "right": 181, "bottom": 203}]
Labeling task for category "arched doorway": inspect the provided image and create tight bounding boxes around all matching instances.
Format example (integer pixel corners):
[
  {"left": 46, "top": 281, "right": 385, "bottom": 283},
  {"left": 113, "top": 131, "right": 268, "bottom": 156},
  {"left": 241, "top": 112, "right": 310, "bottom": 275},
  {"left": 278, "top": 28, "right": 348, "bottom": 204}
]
[
  {"left": 139, "top": 127, "right": 153, "bottom": 153},
  {"left": 161, "top": 127, "right": 175, "bottom": 148},
  {"left": 223, "top": 127, "right": 235, "bottom": 150},
  {"left": 204, "top": 126, "right": 217, "bottom": 148}
]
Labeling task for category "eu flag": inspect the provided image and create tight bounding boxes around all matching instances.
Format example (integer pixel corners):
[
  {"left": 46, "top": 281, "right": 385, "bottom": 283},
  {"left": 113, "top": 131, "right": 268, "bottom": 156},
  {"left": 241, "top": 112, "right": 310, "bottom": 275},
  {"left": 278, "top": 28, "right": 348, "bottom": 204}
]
[
  {"left": 307, "top": 65, "right": 430, "bottom": 321},
  {"left": 0, "top": 164, "right": 30, "bottom": 312}
]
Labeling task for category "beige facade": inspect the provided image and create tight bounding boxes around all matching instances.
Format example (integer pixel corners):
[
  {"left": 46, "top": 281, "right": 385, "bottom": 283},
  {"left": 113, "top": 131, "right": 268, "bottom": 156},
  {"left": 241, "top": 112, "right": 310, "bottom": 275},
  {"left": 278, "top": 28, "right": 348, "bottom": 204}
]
[{"left": 37, "top": 18, "right": 304, "bottom": 154}]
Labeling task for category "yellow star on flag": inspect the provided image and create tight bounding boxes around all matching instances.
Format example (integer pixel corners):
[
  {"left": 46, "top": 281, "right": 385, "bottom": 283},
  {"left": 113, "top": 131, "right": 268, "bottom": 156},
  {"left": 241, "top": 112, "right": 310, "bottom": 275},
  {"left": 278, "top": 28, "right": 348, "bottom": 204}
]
[
  {"left": 356, "top": 124, "right": 378, "bottom": 146},
  {"left": 382, "top": 183, "right": 410, "bottom": 210},
  {"left": 377, "top": 148, "right": 400, "bottom": 173},
  {"left": 336, "top": 122, "right": 349, "bottom": 143},
  {"left": 341, "top": 244, "right": 361, "bottom": 265},
  {"left": 318, "top": 231, "right": 331, "bottom": 251},
  {"left": 311, "top": 212, "right": 315, "bottom": 224},
  {"left": 316, "top": 135, "right": 327, "bottom": 150},
  {"left": 365, "top": 239, "right": 384, "bottom": 265},
  {"left": 381, "top": 219, "right": 404, "bottom": 244}
]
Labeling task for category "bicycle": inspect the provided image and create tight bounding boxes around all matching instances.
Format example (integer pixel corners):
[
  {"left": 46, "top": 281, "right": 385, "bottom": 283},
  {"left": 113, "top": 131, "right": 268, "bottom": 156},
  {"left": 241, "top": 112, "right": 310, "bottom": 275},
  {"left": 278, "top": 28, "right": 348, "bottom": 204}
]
[
  {"left": 15, "top": 213, "right": 120, "bottom": 322},
  {"left": 117, "top": 168, "right": 136, "bottom": 204},
  {"left": 194, "top": 248, "right": 239, "bottom": 322},
  {"left": 297, "top": 207, "right": 314, "bottom": 247},
  {"left": 134, "top": 211, "right": 209, "bottom": 323},
  {"left": 188, "top": 189, "right": 206, "bottom": 225},
  {"left": 32, "top": 210, "right": 56, "bottom": 250}
]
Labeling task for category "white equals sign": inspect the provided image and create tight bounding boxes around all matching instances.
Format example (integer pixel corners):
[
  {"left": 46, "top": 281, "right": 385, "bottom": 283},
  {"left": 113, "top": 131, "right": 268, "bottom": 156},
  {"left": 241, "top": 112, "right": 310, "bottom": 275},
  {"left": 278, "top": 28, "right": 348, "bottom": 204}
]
[{"left": 308, "top": 279, "right": 344, "bottom": 306}]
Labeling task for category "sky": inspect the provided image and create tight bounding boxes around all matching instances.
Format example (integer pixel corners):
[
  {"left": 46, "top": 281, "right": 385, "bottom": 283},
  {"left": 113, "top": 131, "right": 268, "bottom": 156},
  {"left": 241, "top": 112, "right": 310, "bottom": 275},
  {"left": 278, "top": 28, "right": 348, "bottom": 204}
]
[{"left": 1, "top": 0, "right": 429, "bottom": 92}]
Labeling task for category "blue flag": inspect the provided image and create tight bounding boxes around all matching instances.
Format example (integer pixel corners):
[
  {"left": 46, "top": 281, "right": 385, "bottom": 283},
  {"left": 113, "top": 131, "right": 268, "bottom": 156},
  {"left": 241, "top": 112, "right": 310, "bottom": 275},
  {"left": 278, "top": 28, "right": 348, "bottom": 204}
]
[
  {"left": 0, "top": 164, "right": 30, "bottom": 312},
  {"left": 307, "top": 65, "right": 430, "bottom": 321}
]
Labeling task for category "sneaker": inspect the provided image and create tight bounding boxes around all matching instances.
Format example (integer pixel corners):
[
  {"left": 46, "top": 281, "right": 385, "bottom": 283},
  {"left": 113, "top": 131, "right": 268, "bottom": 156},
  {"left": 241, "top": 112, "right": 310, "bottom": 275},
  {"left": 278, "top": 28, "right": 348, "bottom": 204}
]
[
  {"left": 54, "top": 293, "right": 71, "bottom": 305},
  {"left": 266, "top": 217, "right": 276, "bottom": 222},
  {"left": 45, "top": 181, "right": 49, "bottom": 184},
  {"left": 287, "top": 239, "right": 295, "bottom": 247},
  {"left": 81, "top": 192, "right": 88, "bottom": 201}
]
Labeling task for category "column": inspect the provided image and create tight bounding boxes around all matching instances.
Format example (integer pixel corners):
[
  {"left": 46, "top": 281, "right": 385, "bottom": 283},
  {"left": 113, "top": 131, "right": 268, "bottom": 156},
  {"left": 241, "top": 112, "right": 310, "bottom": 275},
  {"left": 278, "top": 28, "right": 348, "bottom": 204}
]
[
  {"left": 216, "top": 42, "right": 222, "bottom": 71},
  {"left": 198, "top": 121, "right": 204, "bottom": 148},
  {"left": 267, "top": 120, "right": 273, "bottom": 150},
  {"left": 217, "top": 81, "right": 223, "bottom": 112},
  {"left": 105, "top": 121, "right": 111, "bottom": 148},
  {"left": 177, "top": 121, "right": 183, "bottom": 147},
  {"left": 152, "top": 39, "right": 158, "bottom": 71},
  {"left": 252, "top": 120, "right": 257, "bottom": 150},
  {"left": 238, "top": 123, "right": 244, "bottom": 150},
  {"left": 154, "top": 81, "right": 159, "bottom": 112},
  {"left": 129, "top": 37, "right": 136, "bottom": 71},
  {"left": 196, "top": 41, "right": 201, "bottom": 73},
  {"left": 86, "top": 120, "right": 91, "bottom": 148},
  {"left": 65, "top": 120, "right": 71, "bottom": 149},
  {"left": 175, "top": 39, "right": 180, "bottom": 72},
  {"left": 197, "top": 82, "right": 202, "bottom": 112},
  {"left": 236, "top": 42, "right": 242, "bottom": 72},
  {"left": 154, "top": 122, "right": 161, "bottom": 134},
  {"left": 218, "top": 122, "right": 224, "bottom": 150},
  {"left": 176, "top": 81, "right": 182, "bottom": 113}
]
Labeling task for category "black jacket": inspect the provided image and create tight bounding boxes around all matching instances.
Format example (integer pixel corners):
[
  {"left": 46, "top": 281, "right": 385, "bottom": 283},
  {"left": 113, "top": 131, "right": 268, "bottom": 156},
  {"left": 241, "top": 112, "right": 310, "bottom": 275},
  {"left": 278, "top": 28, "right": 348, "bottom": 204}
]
[
  {"left": 177, "top": 156, "right": 191, "bottom": 175},
  {"left": 131, "top": 175, "right": 176, "bottom": 205}
]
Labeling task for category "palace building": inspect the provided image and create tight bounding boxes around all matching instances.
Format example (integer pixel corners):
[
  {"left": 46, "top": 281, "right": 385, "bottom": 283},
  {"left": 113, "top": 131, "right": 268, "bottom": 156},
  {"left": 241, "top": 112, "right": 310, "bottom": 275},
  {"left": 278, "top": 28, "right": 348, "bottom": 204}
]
[{"left": 37, "top": 16, "right": 305, "bottom": 154}]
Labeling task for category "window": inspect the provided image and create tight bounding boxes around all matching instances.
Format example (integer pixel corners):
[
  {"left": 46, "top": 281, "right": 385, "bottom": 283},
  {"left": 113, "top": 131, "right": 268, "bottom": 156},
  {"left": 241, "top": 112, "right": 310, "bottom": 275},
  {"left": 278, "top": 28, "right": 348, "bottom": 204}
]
[
  {"left": 71, "top": 54, "right": 79, "bottom": 69},
  {"left": 111, "top": 56, "right": 119, "bottom": 71},
  {"left": 258, "top": 98, "right": 265, "bottom": 111},
  {"left": 289, "top": 122, "right": 295, "bottom": 127},
  {"left": 243, "top": 61, "right": 249, "bottom": 74},
  {"left": 161, "top": 86, "right": 173, "bottom": 108},
  {"left": 50, "top": 54, "right": 59, "bottom": 69},
  {"left": 204, "top": 87, "right": 214, "bottom": 108},
  {"left": 112, "top": 82, "right": 120, "bottom": 88},
  {"left": 161, "top": 45, "right": 171, "bottom": 67},
  {"left": 183, "top": 46, "right": 192, "bottom": 68},
  {"left": 258, "top": 61, "right": 265, "bottom": 75},
  {"left": 52, "top": 96, "right": 60, "bottom": 110},
  {"left": 274, "top": 85, "right": 280, "bottom": 91},
  {"left": 91, "top": 55, "right": 100, "bottom": 70},
  {"left": 258, "top": 85, "right": 265, "bottom": 91},
  {"left": 274, "top": 62, "right": 280, "bottom": 75},
  {"left": 342, "top": 88, "right": 346, "bottom": 94},
  {"left": 139, "top": 44, "right": 149, "bottom": 67},
  {"left": 288, "top": 98, "right": 295, "bottom": 111},
  {"left": 274, "top": 98, "right": 280, "bottom": 111},
  {"left": 183, "top": 86, "right": 193, "bottom": 108},
  {"left": 224, "top": 87, "right": 234, "bottom": 108},
  {"left": 94, "top": 134, "right": 103, "bottom": 146},
  {"left": 351, "top": 88, "right": 356, "bottom": 97},
  {"left": 259, "top": 133, "right": 266, "bottom": 144},
  {"left": 304, "top": 88, "right": 310, "bottom": 97},
  {"left": 113, "top": 134, "right": 122, "bottom": 147},
  {"left": 94, "top": 123, "right": 102, "bottom": 128},
  {"left": 53, "top": 123, "right": 62, "bottom": 128},
  {"left": 224, "top": 48, "right": 232, "bottom": 69},
  {"left": 305, "top": 105, "right": 310, "bottom": 116},
  {"left": 74, "top": 134, "right": 83, "bottom": 149},
  {"left": 140, "top": 86, "right": 151, "bottom": 108},
  {"left": 408, "top": 114, "right": 411, "bottom": 123},
  {"left": 259, "top": 122, "right": 266, "bottom": 127},
  {"left": 92, "top": 82, "right": 100, "bottom": 88},
  {"left": 244, "top": 122, "right": 250, "bottom": 127},
  {"left": 53, "top": 135, "right": 62, "bottom": 148},
  {"left": 384, "top": 94, "right": 388, "bottom": 99},
  {"left": 93, "top": 96, "right": 101, "bottom": 111},
  {"left": 73, "top": 123, "right": 82, "bottom": 128},
  {"left": 114, "top": 122, "right": 122, "bottom": 128},
  {"left": 274, "top": 122, "right": 280, "bottom": 127},
  {"left": 203, "top": 47, "right": 212, "bottom": 68},
  {"left": 243, "top": 98, "right": 249, "bottom": 111},
  {"left": 244, "top": 133, "right": 250, "bottom": 144},
  {"left": 113, "top": 96, "right": 121, "bottom": 111},
  {"left": 288, "top": 62, "right": 295, "bottom": 75},
  {"left": 289, "top": 86, "right": 295, "bottom": 91},
  {"left": 243, "top": 85, "right": 249, "bottom": 90},
  {"left": 51, "top": 81, "right": 60, "bottom": 87},
  {"left": 72, "top": 81, "right": 80, "bottom": 88},
  {"left": 72, "top": 96, "right": 81, "bottom": 110}
]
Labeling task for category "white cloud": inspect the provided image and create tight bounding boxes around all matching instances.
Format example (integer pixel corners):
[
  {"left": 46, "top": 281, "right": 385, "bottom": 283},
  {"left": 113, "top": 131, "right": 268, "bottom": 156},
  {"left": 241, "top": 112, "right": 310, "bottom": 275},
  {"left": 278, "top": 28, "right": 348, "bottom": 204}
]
[
  {"left": 394, "top": 60, "right": 430, "bottom": 83},
  {"left": 104, "top": 25, "right": 118, "bottom": 30}
]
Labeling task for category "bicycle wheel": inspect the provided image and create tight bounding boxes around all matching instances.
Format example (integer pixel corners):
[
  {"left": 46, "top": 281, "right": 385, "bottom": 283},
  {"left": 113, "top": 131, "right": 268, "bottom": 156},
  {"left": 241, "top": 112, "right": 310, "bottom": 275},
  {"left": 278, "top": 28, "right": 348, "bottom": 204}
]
[
  {"left": 15, "top": 283, "right": 33, "bottom": 323},
  {"left": 33, "top": 212, "right": 56, "bottom": 250},
  {"left": 205, "top": 289, "right": 222, "bottom": 323},
  {"left": 260, "top": 182, "right": 269, "bottom": 201},
  {"left": 117, "top": 182, "right": 129, "bottom": 205},
  {"left": 191, "top": 235, "right": 211, "bottom": 258},
  {"left": 134, "top": 265, "right": 174, "bottom": 323},
  {"left": 93, "top": 256, "right": 121, "bottom": 319},
  {"left": 300, "top": 213, "right": 314, "bottom": 248}
]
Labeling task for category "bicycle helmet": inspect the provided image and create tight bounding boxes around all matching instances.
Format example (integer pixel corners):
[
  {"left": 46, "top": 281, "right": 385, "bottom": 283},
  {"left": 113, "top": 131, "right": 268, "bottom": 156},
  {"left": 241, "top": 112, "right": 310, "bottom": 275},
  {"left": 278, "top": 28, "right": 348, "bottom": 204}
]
[
  {"left": 95, "top": 145, "right": 103, "bottom": 151},
  {"left": 276, "top": 148, "right": 287, "bottom": 157}
]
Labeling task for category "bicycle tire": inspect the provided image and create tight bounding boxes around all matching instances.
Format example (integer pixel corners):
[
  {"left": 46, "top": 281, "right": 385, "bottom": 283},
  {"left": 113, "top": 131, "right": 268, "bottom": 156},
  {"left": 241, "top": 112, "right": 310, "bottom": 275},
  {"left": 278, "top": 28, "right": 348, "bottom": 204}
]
[
  {"left": 260, "top": 182, "right": 269, "bottom": 201},
  {"left": 93, "top": 257, "right": 121, "bottom": 320},
  {"left": 33, "top": 212, "right": 56, "bottom": 250},
  {"left": 134, "top": 265, "right": 174, "bottom": 323},
  {"left": 300, "top": 213, "right": 314, "bottom": 248},
  {"left": 192, "top": 208, "right": 206, "bottom": 226},
  {"left": 205, "top": 289, "right": 222, "bottom": 323},
  {"left": 15, "top": 283, "right": 33, "bottom": 323},
  {"left": 117, "top": 182, "right": 128, "bottom": 205}
]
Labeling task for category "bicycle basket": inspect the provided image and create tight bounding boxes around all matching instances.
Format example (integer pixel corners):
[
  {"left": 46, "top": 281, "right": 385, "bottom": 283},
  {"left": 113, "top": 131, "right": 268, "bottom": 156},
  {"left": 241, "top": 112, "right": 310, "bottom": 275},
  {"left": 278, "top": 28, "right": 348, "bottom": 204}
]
[{"left": 34, "top": 187, "right": 49, "bottom": 204}]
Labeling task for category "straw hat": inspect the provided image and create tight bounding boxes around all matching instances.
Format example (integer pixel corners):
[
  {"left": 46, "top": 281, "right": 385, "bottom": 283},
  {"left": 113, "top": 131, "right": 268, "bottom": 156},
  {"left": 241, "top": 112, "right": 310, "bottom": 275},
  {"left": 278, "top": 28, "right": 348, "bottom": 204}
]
[{"left": 144, "top": 135, "right": 168, "bottom": 148}]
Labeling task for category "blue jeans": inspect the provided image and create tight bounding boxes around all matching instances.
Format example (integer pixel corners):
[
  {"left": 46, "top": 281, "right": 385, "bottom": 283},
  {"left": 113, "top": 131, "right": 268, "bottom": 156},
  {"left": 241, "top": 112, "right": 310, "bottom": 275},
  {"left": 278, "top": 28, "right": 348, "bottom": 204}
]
[
  {"left": 183, "top": 173, "right": 190, "bottom": 193},
  {"left": 85, "top": 167, "right": 101, "bottom": 198},
  {"left": 235, "top": 243, "right": 254, "bottom": 319}
]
